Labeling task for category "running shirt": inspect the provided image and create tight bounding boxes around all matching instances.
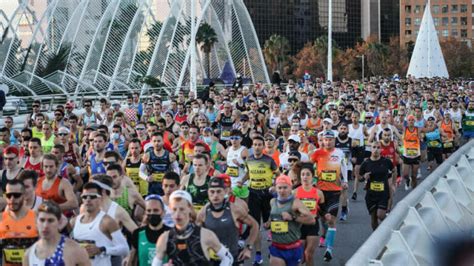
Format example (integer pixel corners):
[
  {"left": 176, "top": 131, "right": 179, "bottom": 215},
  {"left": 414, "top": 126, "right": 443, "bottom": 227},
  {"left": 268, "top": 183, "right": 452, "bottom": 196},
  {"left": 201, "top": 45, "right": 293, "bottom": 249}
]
[
  {"left": 295, "top": 186, "right": 320, "bottom": 216},
  {"left": 63, "top": 143, "right": 79, "bottom": 167},
  {"left": 28, "top": 235, "right": 66, "bottom": 266},
  {"left": 146, "top": 150, "right": 171, "bottom": 184},
  {"left": 360, "top": 157, "right": 393, "bottom": 196},
  {"left": 380, "top": 141, "right": 398, "bottom": 167},
  {"left": 114, "top": 186, "right": 132, "bottom": 215},
  {"left": 186, "top": 175, "right": 211, "bottom": 212},
  {"left": 403, "top": 127, "right": 421, "bottom": 158},
  {"left": 35, "top": 177, "right": 66, "bottom": 205},
  {"left": 269, "top": 197, "right": 301, "bottom": 244},
  {"left": 311, "top": 148, "right": 347, "bottom": 191},
  {"left": 425, "top": 128, "right": 442, "bottom": 148},
  {"left": 245, "top": 154, "right": 278, "bottom": 190},
  {"left": 24, "top": 157, "right": 44, "bottom": 177},
  {"left": 449, "top": 108, "right": 462, "bottom": 129},
  {"left": 219, "top": 114, "right": 233, "bottom": 141},
  {"left": 348, "top": 123, "right": 365, "bottom": 149},
  {"left": 89, "top": 153, "right": 106, "bottom": 176},
  {"left": 0, "top": 210, "right": 38, "bottom": 265},
  {"left": 203, "top": 203, "right": 239, "bottom": 260},
  {"left": 336, "top": 136, "right": 353, "bottom": 172},
  {"left": 462, "top": 110, "right": 474, "bottom": 138},
  {"left": 40, "top": 135, "right": 55, "bottom": 154},
  {"left": 131, "top": 226, "right": 170, "bottom": 266},
  {"left": 126, "top": 158, "right": 147, "bottom": 196},
  {"left": 226, "top": 146, "right": 246, "bottom": 187},
  {"left": 166, "top": 226, "right": 209, "bottom": 266}
]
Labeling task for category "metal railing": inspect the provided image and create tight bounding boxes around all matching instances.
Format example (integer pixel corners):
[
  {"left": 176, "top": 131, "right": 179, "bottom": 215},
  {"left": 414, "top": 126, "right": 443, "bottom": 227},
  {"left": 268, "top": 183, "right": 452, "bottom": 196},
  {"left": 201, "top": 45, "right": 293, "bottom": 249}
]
[{"left": 347, "top": 140, "right": 474, "bottom": 265}]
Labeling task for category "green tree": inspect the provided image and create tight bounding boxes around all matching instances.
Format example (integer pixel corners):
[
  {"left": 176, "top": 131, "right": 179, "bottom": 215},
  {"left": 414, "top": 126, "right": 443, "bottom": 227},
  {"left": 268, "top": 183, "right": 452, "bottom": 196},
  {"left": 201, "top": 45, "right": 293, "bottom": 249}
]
[
  {"left": 263, "top": 34, "right": 290, "bottom": 75},
  {"left": 196, "top": 22, "right": 218, "bottom": 78},
  {"left": 36, "top": 44, "right": 71, "bottom": 77}
]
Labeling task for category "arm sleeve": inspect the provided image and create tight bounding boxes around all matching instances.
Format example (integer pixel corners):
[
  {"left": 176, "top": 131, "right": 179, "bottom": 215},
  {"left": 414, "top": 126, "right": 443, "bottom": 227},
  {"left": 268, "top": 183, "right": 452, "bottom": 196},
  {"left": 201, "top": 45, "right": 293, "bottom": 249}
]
[
  {"left": 130, "top": 228, "right": 139, "bottom": 250},
  {"left": 139, "top": 163, "right": 149, "bottom": 181},
  {"left": 216, "top": 245, "right": 234, "bottom": 266},
  {"left": 151, "top": 256, "right": 163, "bottom": 266},
  {"left": 171, "top": 161, "right": 181, "bottom": 175},
  {"left": 340, "top": 152, "right": 348, "bottom": 183},
  {"left": 106, "top": 230, "right": 130, "bottom": 257}
]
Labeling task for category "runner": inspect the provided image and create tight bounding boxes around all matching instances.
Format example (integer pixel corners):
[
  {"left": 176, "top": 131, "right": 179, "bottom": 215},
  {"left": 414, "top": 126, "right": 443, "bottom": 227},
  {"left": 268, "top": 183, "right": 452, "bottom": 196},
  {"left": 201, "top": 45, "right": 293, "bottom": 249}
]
[
  {"left": 265, "top": 175, "right": 314, "bottom": 266},
  {"left": 180, "top": 154, "right": 212, "bottom": 212},
  {"left": 124, "top": 138, "right": 146, "bottom": 195},
  {"left": 310, "top": 130, "right": 348, "bottom": 262},
  {"left": 129, "top": 195, "right": 170, "bottom": 266},
  {"left": 294, "top": 163, "right": 324, "bottom": 266},
  {"left": 0, "top": 180, "right": 38, "bottom": 266},
  {"left": 161, "top": 172, "right": 180, "bottom": 227},
  {"left": 348, "top": 110, "right": 369, "bottom": 200},
  {"left": 153, "top": 190, "right": 234, "bottom": 266},
  {"left": 196, "top": 177, "right": 259, "bottom": 265},
  {"left": 379, "top": 128, "right": 399, "bottom": 211},
  {"left": 1, "top": 146, "right": 23, "bottom": 194},
  {"left": 36, "top": 154, "right": 78, "bottom": 212},
  {"left": 22, "top": 137, "right": 44, "bottom": 177},
  {"left": 23, "top": 201, "right": 90, "bottom": 266},
  {"left": 440, "top": 112, "right": 459, "bottom": 159},
  {"left": 425, "top": 116, "right": 443, "bottom": 170},
  {"left": 240, "top": 135, "right": 279, "bottom": 265},
  {"left": 71, "top": 182, "right": 129, "bottom": 266},
  {"left": 17, "top": 170, "right": 43, "bottom": 211},
  {"left": 225, "top": 130, "right": 249, "bottom": 188},
  {"left": 402, "top": 115, "right": 423, "bottom": 190},
  {"left": 360, "top": 142, "right": 394, "bottom": 230},
  {"left": 51, "top": 144, "right": 83, "bottom": 192}
]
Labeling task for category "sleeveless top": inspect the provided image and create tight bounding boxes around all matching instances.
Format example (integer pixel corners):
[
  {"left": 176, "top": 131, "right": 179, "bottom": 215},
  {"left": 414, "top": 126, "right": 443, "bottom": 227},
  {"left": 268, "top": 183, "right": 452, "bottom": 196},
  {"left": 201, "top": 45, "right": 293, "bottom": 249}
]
[
  {"left": 166, "top": 226, "right": 210, "bottom": 266},
  {"left": 380, "top": 141, "right": 397, "bottom": 167},
  {"left": 147, "top": 150, "right": 171, "bottom": 183},
  {"left": 203, "top": 202, "right": 239, "bottom": 259},
  {"left": 348, "top": 123, "right": 365, "bottom": 148},
  {"left": 270, "top": 197, "right": 301, "bottom": 244},
  {"left": 1, "top": 168, "right": 23, "bottom": 192},
  {"left": 186, "top": 175, "right": 210, "bottom": 212},
  {"left": 0, "top": 209, "right": 38, "bottom": 265},
  {"left": 219, "top": 114, "right": 233, "bottom": 141},
  {"left": 441, "top": 120, "right": 454, "bottom": 141},
  {"left": 106, "top": 201, "right": 119, "bottom": 219},
  {"left": 41, "top": 135, "right": 55, "bottom": 154},
  {"left": 114, "top": 186, "right": 132, "bottom": 215},
  {"left": 126, "top": 158, "right": 147, "bottom": 196},
  {"left": 403, "top": 127, "right": 421, "bottom": 158},
  {"left": 35, "top": 177, "right": 66, "bottom": 205},
  {"left": 72, "top": 211, "right": 112, "bottom": 266},
  {"left": 28, "top": 234, "right": 66, "bottom": 266},
  {"left": 63, "top": 143, "right": 79, "bottom": 167},
  {"left": 425, "top": 128, "right": 442, "bottom": 148},
  {"left": 295, "top": 186, "right": 320, "bottom": 216},
  {"left": 82, "top": 112, "right": 97, "bottom": 126},
  {"left": 89, "top": 153, "right": 106, "bottom": 176},
  {"left": 226, "top": 146, "right": 246, "bottom": 185},
  {"left": 24, "top": 157, "right": 44, "bottom": 177}
]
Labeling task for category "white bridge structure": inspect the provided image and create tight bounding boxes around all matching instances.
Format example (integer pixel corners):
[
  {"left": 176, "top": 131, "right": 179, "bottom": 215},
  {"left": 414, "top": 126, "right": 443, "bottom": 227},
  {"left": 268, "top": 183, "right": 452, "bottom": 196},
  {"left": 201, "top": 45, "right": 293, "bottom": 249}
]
[{"left": 0, "top": 0, "right": 269, "bottom": 98}]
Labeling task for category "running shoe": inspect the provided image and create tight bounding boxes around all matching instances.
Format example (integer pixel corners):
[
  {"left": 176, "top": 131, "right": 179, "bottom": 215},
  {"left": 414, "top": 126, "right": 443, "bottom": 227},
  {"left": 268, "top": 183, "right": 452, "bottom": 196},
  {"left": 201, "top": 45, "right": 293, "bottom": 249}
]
[
  {"left": 405, "top": 178, "right": 411, "bottom": 191},
  {"left": 323, "top": 249, "right": 333, "bottom": 262},
  {"left": 351, "top": 192, "right": 357, "bottom": 200},
  {"left": 417, "top": 168, "right": 422, "bottom": 179},
  {"left": 266, "top": 230, "right": 272, "bottom": 242},
  {"left": 339, "top": 211, "right": 347, "bottom": 221},
  {"left": 253, "top": 253, "right": 263, "bottom": 265},
  {"left": 319, "top": 237, "right": 326, "bottom": 247}
]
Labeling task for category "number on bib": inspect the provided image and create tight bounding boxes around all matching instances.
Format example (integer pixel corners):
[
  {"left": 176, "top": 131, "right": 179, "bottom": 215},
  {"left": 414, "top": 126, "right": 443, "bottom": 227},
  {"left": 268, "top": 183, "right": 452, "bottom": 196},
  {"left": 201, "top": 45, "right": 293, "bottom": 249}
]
[
  {"left": 302, "top": 199, "right": 316, "bottom": 211},
  {"left": 3, "top": 248, "right": 25, "bottom": 264},
  {"left": 370, "top": 182, "right": 385, "bottom": 192},
  {"left": 320, "top": 171, "right": 337, "bottom": 182},
  {"left": 152, "top": 173, "right": 164, "bottom": 182},
  {"left": 226, "top": 166, "right": 239, "bottom": 177},
  {"left": 271, "top": 220, "right": 289, "bottom": 233}
]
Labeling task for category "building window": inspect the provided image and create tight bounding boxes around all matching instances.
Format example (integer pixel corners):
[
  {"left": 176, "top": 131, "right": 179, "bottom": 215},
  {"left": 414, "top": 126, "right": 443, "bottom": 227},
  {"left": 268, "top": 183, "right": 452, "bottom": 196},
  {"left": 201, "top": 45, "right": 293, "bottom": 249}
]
[
  {"left": 433, "top": 5, "right": 440, "bottom": 14},
  {"left": 451, "top": 5, "right": 458, "bottom": 13},
  {"left": 442, "top": 29, "right": 449, "bottom": 37},
  {"left": 442, "top": 5, "right": 448, "bottom": 13},
  {"left": 414, "top": 5, "right": 421, "bottom": 14},
  {"left": 452, "top": 29, "right": 458, "bottom": 36},
  {"left": 451, "top": 17, "right": 458, "bottom": 25},
  {"left": 415, "top": 18, "right": 421, "bottom": 26},
  {"left": 405, "top": 5, "right": 412, "bottom": 13},
  {"left": 461, "top": 29, "right": 467, "bottom": 37},
  {"left": 461, "top": 17, "right": 467, "bottom": 25},
  {"left": 405, "top": 18, "right": 412, "bottom": 26},
  {"left": 442, "top": 17, "right": 449, "bottom": 26},
  {"left": 434, "top": 18, "right": 440, "bottom": 26},
  {"left": 405, "top": 30, "right": 412, "bottom": 35},
  {"left": 460, "top": 4, "right": 467, "bottom": 12}
]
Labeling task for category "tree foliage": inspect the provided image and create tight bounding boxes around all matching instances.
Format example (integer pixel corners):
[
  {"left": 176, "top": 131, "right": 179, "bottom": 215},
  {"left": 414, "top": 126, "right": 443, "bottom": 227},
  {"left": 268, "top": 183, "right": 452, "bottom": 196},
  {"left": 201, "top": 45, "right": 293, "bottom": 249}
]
[
  {"left": 196, "top": 22, "right": 218, "bottom": 78},
  {"left": 263, "top": 34, "right": 290, "bottom": 74},
  {"left": 440, "top": 37, "right": 473, "bottom": 78}
]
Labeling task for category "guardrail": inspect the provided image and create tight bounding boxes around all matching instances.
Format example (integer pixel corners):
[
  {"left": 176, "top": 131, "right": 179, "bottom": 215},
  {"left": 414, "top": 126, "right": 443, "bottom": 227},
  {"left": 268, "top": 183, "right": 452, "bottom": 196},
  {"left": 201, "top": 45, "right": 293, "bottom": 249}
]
[{"left": 347, "top": 140, "right": 474, "bottom": 266}]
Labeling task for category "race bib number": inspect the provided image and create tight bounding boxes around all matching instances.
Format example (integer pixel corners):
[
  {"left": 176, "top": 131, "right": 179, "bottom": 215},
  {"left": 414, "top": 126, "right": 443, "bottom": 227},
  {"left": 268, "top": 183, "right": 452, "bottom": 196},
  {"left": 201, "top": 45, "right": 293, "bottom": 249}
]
[
  {"left": 226, "top": 166, "right": 239, "bottom": 177},
  {"left": 193, "top": 204, "right": 204, "bottom": 212},
  {"left": 208, "top": 248, "right": 220, "bottom": 261},
  {"left": 3, "top": 248, "right": 25, "bottom": 264},
  {"left": 370, "top": 182, "right": 385, "bottom": 192},
  {"left": 320, "top": 171, "right": 337, "bottom": 182},
  {"left": 364, "top": 139, "right": 370, "bottom": 146},
  {"left": 443, "top": 142, "right": 453, "bottom": 148},
  {"left": 454, "top": 121, "right": 460, "bottom": 128},
  {"left": 222, "top": 130, "right": 231, "bottom": 137},
  {"left": 271, "top": 220, "right": 289, "bottom": 233},
  {"left": 406, "top": 148, "right": 419, "bottom": 157},
  {"left": 428, "top": 140, "right": 440, "bottom": 147},
  {"left": 250, "top": 179, "right": 266, "bottom": 189},
  {"left": 152, "top": 173, "right": 164, "bottom": 182},
  {"left": 301, "top": 199, "right": 316, "bottom": 211},
  {"left": 466, "top": 121, "right": 474, "bottom": 126},
  {"left": 352, "top": 139, "right": 361, "bottom": 147},
  {"left": 76, "top": 240, "right": 96, "bottom": 258}
]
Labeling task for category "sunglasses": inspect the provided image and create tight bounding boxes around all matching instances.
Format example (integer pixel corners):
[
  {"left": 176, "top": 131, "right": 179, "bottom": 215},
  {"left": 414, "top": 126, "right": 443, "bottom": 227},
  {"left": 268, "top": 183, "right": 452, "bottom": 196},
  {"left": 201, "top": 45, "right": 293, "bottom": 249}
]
[
  {"left": 81, "top": 194, "right": 101, "bottom": 200},
  {"left": 288, "top": 158, "right": 298, "bottom": 163},
  {"left": 103, "top": 161, "right": 114, "bottom": 165},
  {"left": 58, "top": 133, "right": 68, "bottom": 136},
  {"left": 32, "top": 105, "right": 39, "bottom": 108},
  {"left": 265, "top": 138, "right": 275, "bottom": 142},
  {"left": 4, "top": 156, "right": 17, "bottom": 161},
  {"left": 230, "top": 136, "right": 241, "bottom": 140},
  {"left": 84, "top": 105, "right": 91, "bottom": 107},
  {"left": 136, "top": 127, "right": 145, "bottom": 131},
  {"left": 5, "top": 192, "right": 22, "bottom": 199}
]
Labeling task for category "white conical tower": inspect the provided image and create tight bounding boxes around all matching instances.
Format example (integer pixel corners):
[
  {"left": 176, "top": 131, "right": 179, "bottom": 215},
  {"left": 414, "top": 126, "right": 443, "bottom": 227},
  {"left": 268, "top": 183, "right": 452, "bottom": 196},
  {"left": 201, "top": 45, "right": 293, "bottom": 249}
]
[{"left": 407, "top": 0, "right": 449, "bottom": 78}]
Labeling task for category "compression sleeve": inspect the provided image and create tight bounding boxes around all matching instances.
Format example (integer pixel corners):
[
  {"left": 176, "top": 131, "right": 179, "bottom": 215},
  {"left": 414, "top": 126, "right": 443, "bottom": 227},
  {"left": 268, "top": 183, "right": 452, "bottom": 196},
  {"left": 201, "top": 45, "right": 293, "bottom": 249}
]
[
  {"left": 171, "top": 161, "right": 181, "bottom": 175},
  {"left": 216, "top": 245, "right": 234, "bottom": 266},
  {"left": 139, "top": 163, "right": 149, "bottom": 181},
  {"left": 105, "top": 230, "right": 129, "bottom": 257},
  {"left": 341, "top": 154, "right": 348, "bottom": 183}
]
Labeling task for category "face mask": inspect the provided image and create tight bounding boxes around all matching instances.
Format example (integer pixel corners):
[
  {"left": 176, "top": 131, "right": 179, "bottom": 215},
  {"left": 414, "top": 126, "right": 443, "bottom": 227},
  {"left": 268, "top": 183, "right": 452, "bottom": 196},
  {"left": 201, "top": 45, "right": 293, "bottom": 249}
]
[
  {"left": 112, "top": 133, "right": 120, "bottom": 140},
  {"left": 203, "top": 136, "right": 212, "bottom": 144},
  {"left": 148, "top": 214, "right": 162, "bottom": 227},
  {"left": 257, "top": 99, "right": 263, "bottom": 105},
  {"left": 193, "top": 108, "right": 199, "bottom": 113}
]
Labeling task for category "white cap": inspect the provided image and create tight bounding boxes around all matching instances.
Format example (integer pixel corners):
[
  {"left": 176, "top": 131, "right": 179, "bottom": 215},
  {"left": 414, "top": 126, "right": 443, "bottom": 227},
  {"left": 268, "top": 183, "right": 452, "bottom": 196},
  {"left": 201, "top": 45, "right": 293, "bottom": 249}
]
[
  {"left": 288, "top": 134, "right": 301, "bottom": 143},
  {"left": 323, "top": 118, "right": 334, "bottom": 124},
  {"left": 170, "top": 190, "right": 193, "bottom": 205},
  {"left": 57, "top": 127, "right": 70, "bottom": 134}
]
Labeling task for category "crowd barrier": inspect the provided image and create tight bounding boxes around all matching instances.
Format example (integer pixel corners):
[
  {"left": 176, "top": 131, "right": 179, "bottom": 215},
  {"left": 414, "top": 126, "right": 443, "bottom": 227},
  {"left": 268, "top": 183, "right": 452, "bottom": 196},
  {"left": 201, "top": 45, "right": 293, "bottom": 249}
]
[{"left": 347, "top": 140, "right": 474, "bottom": 266}]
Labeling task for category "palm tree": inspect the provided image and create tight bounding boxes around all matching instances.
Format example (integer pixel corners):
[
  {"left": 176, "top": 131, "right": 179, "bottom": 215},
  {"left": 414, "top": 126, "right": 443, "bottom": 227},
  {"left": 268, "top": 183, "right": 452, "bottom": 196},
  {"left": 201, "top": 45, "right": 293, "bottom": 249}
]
[
  {"left": 36, "top": 44, "right": 71, "bottom": 77},
  {"left": 263, "top": 34, "right": 290, "bottom": 74},
  {"left": 196, "top": 22, "right": 218, "bottom": 78}
]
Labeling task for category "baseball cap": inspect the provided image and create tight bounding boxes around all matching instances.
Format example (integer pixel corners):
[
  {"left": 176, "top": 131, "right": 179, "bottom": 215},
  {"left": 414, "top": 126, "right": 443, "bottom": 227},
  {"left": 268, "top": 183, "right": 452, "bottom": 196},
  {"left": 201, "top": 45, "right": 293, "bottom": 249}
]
[
  {"left": 288, "top": 151, "right": 301, "bottom": 159},
  {"left": 209, "top": 177, "right": 226, "bottom": 189},
  {"left": 216, "top": 174, "right": 231, "bottom": 188},
  {"left": 240, "top": 114, "right": 249, "bottom": 121},
  {"left": 58, "top": 127, "right": 70, "bottom": 134},
  {"left": 264, "top": 133, "right": 276, "bottom": 141},
  {"left": 322, "top": 130, "right": 336, "bottom": 138},
  {"left": 288, "top": 134, "right": 301, "bottom": 143},
  {"left": 3, "top": 146, "right": 19, "bottom": 156},
  {"left": 323, "top": 118, "right": 334, "bottom": 124},
  {"left": 275, "top": 175, "right": 292, "bottom": 186},
  {"left": 169, "top": 190, "right": 192, "bottom": 205}
]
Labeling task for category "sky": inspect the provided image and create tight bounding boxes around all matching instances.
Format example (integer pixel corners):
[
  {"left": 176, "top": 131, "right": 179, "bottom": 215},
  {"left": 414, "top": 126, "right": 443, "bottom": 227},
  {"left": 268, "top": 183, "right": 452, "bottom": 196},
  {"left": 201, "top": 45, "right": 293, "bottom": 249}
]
[{"left": 0, "top": 0, "right": 19, "bottom": 18}]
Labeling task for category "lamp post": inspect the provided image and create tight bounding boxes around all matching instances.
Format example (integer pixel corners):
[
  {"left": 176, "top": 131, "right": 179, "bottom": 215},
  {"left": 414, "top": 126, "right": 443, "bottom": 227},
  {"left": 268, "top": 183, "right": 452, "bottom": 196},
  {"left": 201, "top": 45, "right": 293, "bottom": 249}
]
[
  {"left": 327, "top": 0, "right": 333, "bottom": 82},
  {"left": 190, "top": 0, "right": 197, "bottom": 98},
  {"left": 356, "top": 55, "right": 365, "bottom": 81}
]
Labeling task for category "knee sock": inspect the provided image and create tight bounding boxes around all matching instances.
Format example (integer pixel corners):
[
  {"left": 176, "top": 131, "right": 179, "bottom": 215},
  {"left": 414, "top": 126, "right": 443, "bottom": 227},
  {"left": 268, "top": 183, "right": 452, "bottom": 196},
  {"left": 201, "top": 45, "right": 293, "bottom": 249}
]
[{"left": 326, "top": 228, "right": 337, "bottom": 251}]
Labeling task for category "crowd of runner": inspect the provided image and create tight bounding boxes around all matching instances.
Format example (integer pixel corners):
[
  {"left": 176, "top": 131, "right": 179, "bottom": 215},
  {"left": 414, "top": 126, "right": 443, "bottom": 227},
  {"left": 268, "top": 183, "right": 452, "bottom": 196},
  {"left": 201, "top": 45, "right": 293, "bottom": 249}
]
[{"left": 0, "top": 76, "right": 473, "bottom": 266}]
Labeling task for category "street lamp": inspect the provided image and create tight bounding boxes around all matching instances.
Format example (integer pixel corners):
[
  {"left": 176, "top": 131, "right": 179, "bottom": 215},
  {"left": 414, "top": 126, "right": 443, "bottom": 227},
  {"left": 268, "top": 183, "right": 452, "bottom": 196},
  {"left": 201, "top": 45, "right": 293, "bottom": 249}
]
[
  {"left": 356, "top": 55, "right": 365, "bottom": 81},
  {"left": 327, "top": 0, "right": 332, "bottom": 82}
]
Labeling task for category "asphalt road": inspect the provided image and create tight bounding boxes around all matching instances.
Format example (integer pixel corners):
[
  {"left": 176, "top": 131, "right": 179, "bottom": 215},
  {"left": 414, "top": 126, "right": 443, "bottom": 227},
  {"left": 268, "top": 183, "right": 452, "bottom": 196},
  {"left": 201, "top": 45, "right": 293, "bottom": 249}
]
[{"left": 244, "top": 170, "right": 424, "bottom": 266}]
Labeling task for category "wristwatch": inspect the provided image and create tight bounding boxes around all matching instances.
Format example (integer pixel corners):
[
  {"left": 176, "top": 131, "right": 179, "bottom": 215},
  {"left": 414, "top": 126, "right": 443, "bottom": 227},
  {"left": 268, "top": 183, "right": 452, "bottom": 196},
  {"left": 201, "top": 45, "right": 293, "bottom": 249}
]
[
  {"left": 246, "top": 244, "right": 254, "bottom": 251},
  {"left": 99, "top": 246, "right": 106, "bottom": 254}
]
